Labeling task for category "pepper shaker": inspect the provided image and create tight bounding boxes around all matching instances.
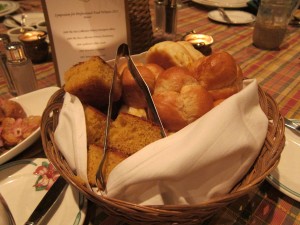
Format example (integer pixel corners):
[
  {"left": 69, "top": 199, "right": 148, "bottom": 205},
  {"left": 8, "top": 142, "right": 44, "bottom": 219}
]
[
  {"left": 5, "top": 42, "right": 37, "bottom": 95},
  {"left": 0, "top": 34, "right": 17, "bottom": 96},
  {"left": 164, "top": 0, "right": 177, "bottom": 40}
]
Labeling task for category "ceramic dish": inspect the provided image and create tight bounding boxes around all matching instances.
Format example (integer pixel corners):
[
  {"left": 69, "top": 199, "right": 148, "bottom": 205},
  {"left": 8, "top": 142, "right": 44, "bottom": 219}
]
[
  {"left": 192, "top": 0, "right": 248, "bottom": 8},
  {"left": 3, "top": 12, "right": 45, "bottom": 28},
  {"left": 266, "top": 126, "right": 300, "bottom": 202},
  {"left": 208, "top": 10, "right": 255, "bottom": 24},
  {"left": 0, "top": 158, "right": 87, "bottom": 225},
  {"left": 0, "top": 86, "right": 59, "bottom": 165},
  {"left": 0, "top": 1, "right": 19, "bottom": 17}
]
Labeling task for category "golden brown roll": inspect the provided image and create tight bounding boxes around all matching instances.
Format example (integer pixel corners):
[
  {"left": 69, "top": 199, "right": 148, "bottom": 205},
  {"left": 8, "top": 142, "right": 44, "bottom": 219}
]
[
  {"left": 0, "top": 99, "right": 27, "bottom": 123},
  {"left": 190, "top": 51, "right": 243, "bottom": 100},
  {"left": 153, "top": 66, "right": 214, "bottom": 132},
  {"left": 121, "top": 65, "right": 157, "bottom": 108},
  {"left": 146, "top": 41, "right": 203, "bottom": 69}
]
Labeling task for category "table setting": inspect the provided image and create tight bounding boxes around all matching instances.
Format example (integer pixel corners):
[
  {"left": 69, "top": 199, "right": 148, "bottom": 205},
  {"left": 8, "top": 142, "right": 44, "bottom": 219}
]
[{"left": 0, "top": 0, "right": 299, "bottom": 224}]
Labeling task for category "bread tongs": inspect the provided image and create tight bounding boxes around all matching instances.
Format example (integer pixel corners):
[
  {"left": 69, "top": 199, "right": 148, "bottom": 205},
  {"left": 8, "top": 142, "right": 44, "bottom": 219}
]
[{"left": 96, "top": 43, "right": 167, "bottom": 191}]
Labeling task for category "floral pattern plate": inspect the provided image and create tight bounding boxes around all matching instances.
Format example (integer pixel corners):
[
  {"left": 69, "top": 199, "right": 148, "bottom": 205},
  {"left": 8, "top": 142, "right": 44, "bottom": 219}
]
[{"left": 0, "top": 158, "right": 87, "bottom": 225}]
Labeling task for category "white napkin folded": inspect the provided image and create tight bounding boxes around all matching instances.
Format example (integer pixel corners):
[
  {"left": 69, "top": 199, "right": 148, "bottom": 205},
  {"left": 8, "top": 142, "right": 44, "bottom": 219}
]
[
  {"left": 53, "top": 93, "right": 90, "bottom": 189},
  {"left": 105, "top": 79, "right": 268, "bottom": 205}
]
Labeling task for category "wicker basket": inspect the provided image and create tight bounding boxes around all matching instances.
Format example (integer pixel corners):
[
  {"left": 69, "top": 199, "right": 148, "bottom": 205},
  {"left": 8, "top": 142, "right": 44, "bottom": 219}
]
[
  {"left": 127, "top": 0, "right": 154, "bottom": 54},
  {"left": 41, "top": 85, "right": 285, "bottom": 225}
]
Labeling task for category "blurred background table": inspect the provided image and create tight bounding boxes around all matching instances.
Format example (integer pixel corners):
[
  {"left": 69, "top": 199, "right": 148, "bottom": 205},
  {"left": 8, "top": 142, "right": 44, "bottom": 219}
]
[{"left": 0, "top": 0, "right": 300, "bottom": 224}]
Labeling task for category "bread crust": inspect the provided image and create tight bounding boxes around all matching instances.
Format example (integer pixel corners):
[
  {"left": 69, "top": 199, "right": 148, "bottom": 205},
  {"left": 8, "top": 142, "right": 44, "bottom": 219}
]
[
  {"left": 64, "top": 56, "right": 122, "bottom": 109},
  {"left": 190, "top": 51, "right": 243, "bottom": 100},
  {"left": 122, "top": 65, "right": 157, "bottom": 108},
  {"left": 146, "top": 41, "right": 203, "bottom": 69},
  {"left": 153, "top": 66, "right": 213, "bottom": 131}
]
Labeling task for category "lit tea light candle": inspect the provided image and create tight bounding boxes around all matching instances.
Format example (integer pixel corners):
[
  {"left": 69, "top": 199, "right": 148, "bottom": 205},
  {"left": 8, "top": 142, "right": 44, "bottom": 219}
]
[
  {"left": 19, "top": 30, "right": 47, "bottom": 42},
  {"left": 184, "top": 33, "right": 214, "bottom": 47},
  {"left": 183, "top": 33, "right": 214, "bottom": 56},
  {"left": 18, "top": 30, "right": 49, "bottom": 64}
]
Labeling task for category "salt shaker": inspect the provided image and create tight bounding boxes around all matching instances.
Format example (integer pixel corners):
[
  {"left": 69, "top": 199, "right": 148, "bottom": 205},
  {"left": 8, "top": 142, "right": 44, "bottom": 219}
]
[
  {"left": 5, "top": 42, "right": 37, "bottom": 95},
  {"left": 0, "top": 34, "right": 17, "bottom": 96},
  {"left": 155, "top": 0, "right": 165, "bottom": 36},
  {"left": 252, "top": 0, "right": 299, "bottom": 50}
]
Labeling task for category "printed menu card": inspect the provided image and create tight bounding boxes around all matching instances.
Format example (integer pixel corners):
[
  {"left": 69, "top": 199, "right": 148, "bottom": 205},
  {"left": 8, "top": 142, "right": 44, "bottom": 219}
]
[{"left": 42, "top": 0, "right": 129, "bottom": 86}]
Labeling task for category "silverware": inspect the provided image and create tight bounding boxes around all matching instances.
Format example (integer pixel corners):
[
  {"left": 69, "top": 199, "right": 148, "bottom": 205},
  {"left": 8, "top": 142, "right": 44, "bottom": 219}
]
[
  {"left": 284, "top": 118, "right": 300, "bottom": 135},
  {"left": 4, "top": 15, "right": 22, "bottom": 26},
  {"left": 24, "top": 176, "right": 67, "bottom": 225},
  {"left": 95, "top": 43, "right": 167, "bottom": 190},
  {"left": 218, "top": 7, "right": 233, "bottom": 24},
  {"left": 0, "top": 192, "right": 16, "bottom": 225}
]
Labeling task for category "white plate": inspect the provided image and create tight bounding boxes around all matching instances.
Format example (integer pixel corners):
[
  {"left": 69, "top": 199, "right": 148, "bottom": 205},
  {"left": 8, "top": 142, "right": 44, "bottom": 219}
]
[
  {"left": 208, "top": 10, "right": 256, "bottom": 24},
  {"left": 3, "top": 12, "right": 45, "bottom": 28},
  {"left": 0, "top": 86, "right": 59, "bottom": 165},
  {"left": 0, "top": 1, "right": 19, "bottom": 17},
  {"left": 0, "top": 158, "right": 87, "bottom": 225},
  {"left": 266, "top": 127, "right": 300, "bottom": 202},
  {"left": 192, "top": 0, "right": 248, "bottom": 8}
]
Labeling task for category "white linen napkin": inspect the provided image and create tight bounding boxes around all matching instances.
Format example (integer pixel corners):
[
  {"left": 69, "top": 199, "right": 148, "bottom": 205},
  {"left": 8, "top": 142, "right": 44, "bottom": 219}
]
[
  {"left": 105, "top": 79, "right": 268, "bottom": 205},
  {"left": 53, "top": 93, "right": 91, "bottom": 189}
]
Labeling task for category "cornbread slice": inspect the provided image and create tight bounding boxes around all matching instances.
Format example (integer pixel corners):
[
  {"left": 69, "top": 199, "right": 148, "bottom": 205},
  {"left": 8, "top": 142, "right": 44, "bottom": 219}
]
[
  {"left": 108, "top": 112, "right": 163, "bottom": 155},
  {"left": 64, "top": 56, "right": 122, "bottom": 109},
  {"left": 84, "top": 105, "right": 107, "bottom": 145},
  {"left": 87, "top": 144, "right": 127, "bottom": 186}
]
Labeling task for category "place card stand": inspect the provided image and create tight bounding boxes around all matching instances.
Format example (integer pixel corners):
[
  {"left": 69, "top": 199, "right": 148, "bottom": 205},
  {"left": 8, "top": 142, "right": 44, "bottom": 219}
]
[{"left": 42, "top": 0, "right": 153, "bottom": 86}]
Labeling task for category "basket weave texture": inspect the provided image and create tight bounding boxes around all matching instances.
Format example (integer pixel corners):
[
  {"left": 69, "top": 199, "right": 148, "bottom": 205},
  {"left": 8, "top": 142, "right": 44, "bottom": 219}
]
[
  {"left": 128, "top": 0, "right": 154, "bottom": 54},
  {"left": 41, "top": 85, "right": 285, "bottom": 225}
]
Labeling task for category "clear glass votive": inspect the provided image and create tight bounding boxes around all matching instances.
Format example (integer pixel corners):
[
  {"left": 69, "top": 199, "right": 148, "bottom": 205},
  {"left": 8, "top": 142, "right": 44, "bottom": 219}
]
[{"left": 18, "top": 30, "right": 49, "bottom": 64}]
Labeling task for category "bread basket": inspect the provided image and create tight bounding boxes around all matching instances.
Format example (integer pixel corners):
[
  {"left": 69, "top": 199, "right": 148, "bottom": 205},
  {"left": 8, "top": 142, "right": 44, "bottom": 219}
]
[{"left": 41, "top": 82, "right": 285, "bottom": 224}]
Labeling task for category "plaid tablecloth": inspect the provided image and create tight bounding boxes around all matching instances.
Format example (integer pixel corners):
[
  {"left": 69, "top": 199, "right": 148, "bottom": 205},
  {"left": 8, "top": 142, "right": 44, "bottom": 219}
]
[{"left": 0, "top": 1, "right": 299, "bottom": 224}]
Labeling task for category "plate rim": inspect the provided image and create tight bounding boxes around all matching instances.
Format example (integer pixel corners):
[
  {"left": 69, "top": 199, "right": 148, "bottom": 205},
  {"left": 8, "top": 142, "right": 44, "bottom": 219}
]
[
  {"left": 207, "top": 9, "right": 256, "bottom": 24},
  {"left": 266, "top": 128, "right": 300, "bottom": 202},
  {"left": 3, "top": 12, "right": 45, "bottom": 28},
  {"left": 192, "top": 0, "right": 248, "bottom": 8},
  {"left": 0, "top": 86, "right": 60, "bottom": 165},
  {"left": 0, "top": 158, "right": 87, "bottom": 225},
  {"left": 0, "top": 1, "right": 20, "bottom": 17}
]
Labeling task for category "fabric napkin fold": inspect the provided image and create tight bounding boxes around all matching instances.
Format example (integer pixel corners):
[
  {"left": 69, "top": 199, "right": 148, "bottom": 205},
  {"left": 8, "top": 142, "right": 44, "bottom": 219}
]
[
  {"left": 53, "top": 93, "right": 90, "bottom": 189},
  {"left": 105, "top": 79, "right": 268, "bottom": 205}
]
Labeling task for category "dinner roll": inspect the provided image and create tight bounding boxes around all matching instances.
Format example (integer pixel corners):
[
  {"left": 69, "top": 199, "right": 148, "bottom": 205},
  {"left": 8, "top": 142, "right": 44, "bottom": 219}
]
[
  {"left": 122, "top": 65, "right": 157, "bottom": 108},
  {"left": 191, "top": 51, "right": 243, "bottom": 100},
  {"left": 153, "top": 66, "right": 214, "bottom": 131},
  {"left": 146, "top": 41, "right": 203, "bottom": 69}
]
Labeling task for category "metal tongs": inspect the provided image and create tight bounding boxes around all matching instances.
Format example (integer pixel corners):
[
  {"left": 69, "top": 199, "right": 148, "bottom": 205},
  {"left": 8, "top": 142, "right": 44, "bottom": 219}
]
[{"left": 96, "top": 43, "right": 167, "bottom": 190}]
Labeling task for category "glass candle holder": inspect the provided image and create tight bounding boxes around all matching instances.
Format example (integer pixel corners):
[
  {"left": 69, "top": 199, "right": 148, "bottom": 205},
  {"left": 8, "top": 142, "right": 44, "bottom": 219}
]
[{"left": 18, "top": 30, "right": 49, "bottom": 64}]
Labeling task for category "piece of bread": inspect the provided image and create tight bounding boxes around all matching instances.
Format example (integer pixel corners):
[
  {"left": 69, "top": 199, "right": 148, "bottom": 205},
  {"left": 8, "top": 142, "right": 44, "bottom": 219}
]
[
  {"left": 153, "top": 66, "right": 214, "bottom": 132},
  {"left": 190, "top": 51, "right": 243, "bottom": 100},
  {"left": 146, "top": 41, "right": 203, "bottom": 69},
  {"left": 0, "top": 99, "right": 27, "bottom": 123},
  {"left": 121, "top": 65, "right": 157, "bottom": 109},
  {"left": 108, "top": 112, "right": 163, "bottom": 156},
  {"left": 84, "top": 105, "right": 107, "bottom": 146},
  {"left": 87, "top": 144, "right": 127, "bottom": 187},
  {"left": 1, "top": 116, "right": 41, "bottom": 147},
  {"left": 64, "top": 56, "right": 122, "bottom": 109}
]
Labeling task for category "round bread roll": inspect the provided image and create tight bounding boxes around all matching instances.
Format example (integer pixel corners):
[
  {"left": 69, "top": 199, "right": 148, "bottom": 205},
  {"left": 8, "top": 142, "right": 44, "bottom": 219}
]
[
  {"left": 144, "top": 63, "right": 164, "bottom": 79},
  {"left": 153, "top": 66, "right": 213, "bottom": 132},
  {"left": 122, "top": 65, "right": 157, "bottom": 108},
  {"left": 191, "top": 51, "right": 243, "bottom": 100},
  {"left": 146, "top": 41, "right": 203, "bottom": 69}
]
